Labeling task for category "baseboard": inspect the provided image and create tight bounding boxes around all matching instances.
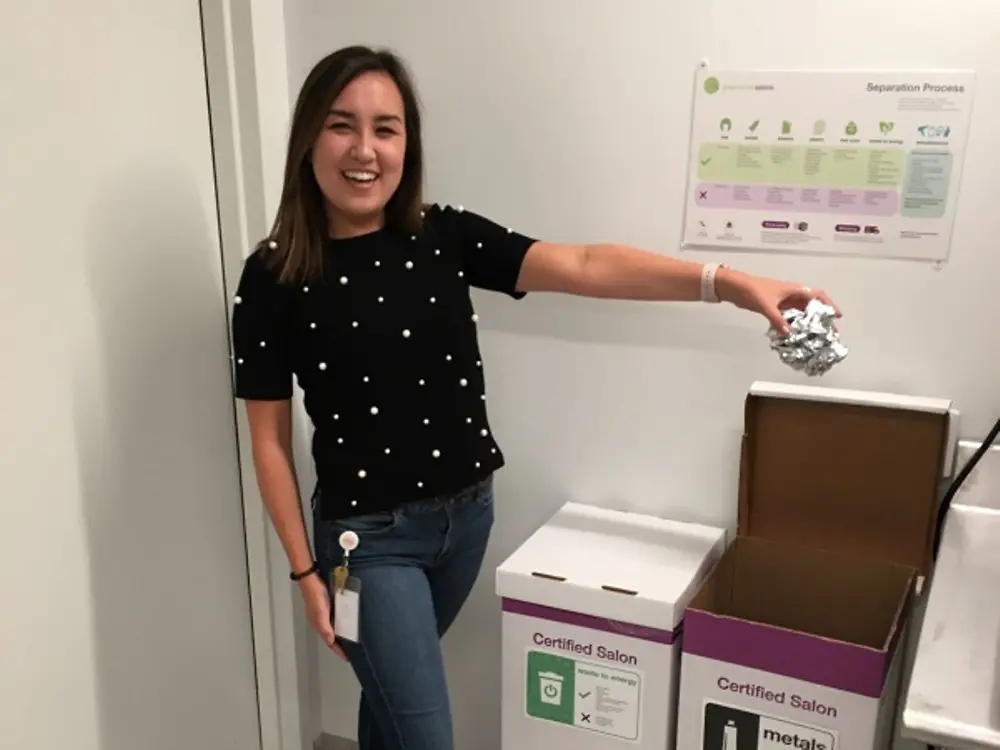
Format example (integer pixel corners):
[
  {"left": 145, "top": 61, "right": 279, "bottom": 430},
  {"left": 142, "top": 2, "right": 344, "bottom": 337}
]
[{"left": 314, "top": 733, "right": 357, "bottom": 750}]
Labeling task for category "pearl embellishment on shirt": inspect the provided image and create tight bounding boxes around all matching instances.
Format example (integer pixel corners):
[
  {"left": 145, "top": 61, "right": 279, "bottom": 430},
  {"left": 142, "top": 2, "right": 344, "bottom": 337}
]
[
  {"left": 430, "top": 297, "right": 436, "bottom": 303},
  {"left": 460, "top": 379, "right": 468, "bottom": 387},
  {"left": 259, "top": 341, "right": 266, "bottom": 347},
  {"left": 432, "top": 449, "right": 440, "bottom": 458},
  {"left": 471, "top": 314, "right": 478, "bottom": 322},
  {"left": 319, "top": 362, "right": 327, "bottom": 370},
  {"left": 402, "top": 329, "right": 411, "bottom": 338},
  {"left": 234, "top": 295, "right": 242, "bottom": 304},
  {"left": 358, "top": 470, "right": 367, "bottom": 478},
  {"left": 340, "top": 276, "right": 348, "bottom": 285},
  {"left": 480, "top": 429, "right": 488, "bottom": 437},
  {"left": 268, "top": 239, "right": 277, "bottom": 249},
  {"left": 405, "top": 261, "right": 413, "bottom": 270},
  {"left": 370, "top": 406, "right": 379, "bottom": 415}
]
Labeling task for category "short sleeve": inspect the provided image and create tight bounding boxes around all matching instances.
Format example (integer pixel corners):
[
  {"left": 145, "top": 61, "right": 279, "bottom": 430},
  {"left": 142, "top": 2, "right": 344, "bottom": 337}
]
[
  {"left": 424, "top": 203, "right": 538, "bottom": 299},
  {"left": 230, "top": 249, "right": 294, "bottom": 400}
]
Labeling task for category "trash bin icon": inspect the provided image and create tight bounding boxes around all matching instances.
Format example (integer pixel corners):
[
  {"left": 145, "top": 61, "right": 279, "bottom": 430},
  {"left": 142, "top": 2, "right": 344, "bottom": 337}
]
[{"left": 537, "top": 671, "right": 564, "bottom": 706}]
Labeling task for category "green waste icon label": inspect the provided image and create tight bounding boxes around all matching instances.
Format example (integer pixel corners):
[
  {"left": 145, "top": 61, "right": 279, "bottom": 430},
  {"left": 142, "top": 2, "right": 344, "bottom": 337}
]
[{"left": 525, "top": 650, "right": 641, "bottom": 741}]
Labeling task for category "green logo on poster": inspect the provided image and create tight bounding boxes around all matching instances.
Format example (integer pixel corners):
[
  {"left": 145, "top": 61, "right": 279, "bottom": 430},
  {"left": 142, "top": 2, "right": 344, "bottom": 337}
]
[{"left": 704, "top": 77, "right": 720, "bottom": 94}]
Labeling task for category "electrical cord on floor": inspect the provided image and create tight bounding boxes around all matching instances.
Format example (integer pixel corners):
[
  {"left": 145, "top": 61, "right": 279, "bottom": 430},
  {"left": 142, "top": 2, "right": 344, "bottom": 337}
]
[{"left": 932, "top": 416, "right": 1000, "bottom": 561}]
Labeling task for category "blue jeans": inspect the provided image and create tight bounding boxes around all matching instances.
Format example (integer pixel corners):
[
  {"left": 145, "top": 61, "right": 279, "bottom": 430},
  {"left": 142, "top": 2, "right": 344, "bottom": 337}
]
[{"left": 313, "top": 476, "right": 495, "bottom": 750}]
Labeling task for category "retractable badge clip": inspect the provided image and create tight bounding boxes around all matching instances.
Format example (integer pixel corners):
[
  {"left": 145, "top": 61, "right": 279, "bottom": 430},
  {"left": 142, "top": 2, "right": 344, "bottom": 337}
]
[{"left": 331, "top": 530, "right": 362, "bottom": 643}]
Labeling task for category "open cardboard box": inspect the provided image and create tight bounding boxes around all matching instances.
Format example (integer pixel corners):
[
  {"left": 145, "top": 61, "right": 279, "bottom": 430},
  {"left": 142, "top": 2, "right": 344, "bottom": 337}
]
[{"left": 676, "top": 381, "right": 953, "bottom": 750}]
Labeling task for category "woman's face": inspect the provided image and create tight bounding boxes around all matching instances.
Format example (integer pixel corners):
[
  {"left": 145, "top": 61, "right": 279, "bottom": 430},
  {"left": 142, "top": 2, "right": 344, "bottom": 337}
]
[{"left": 312, "top": 71, "right": 407, "bottom": 237}]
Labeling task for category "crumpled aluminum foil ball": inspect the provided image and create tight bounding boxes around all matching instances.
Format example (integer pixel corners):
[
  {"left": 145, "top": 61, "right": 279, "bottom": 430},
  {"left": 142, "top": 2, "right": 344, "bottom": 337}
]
[{"left": 767, "top": 298, "right": 848, "bottom": 376}]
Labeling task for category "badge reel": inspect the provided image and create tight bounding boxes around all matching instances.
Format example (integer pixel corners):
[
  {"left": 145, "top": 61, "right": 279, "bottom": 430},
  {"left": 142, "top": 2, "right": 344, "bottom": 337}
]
[{"left": 331, "top": 530, "right": 361, "bottom": 643}]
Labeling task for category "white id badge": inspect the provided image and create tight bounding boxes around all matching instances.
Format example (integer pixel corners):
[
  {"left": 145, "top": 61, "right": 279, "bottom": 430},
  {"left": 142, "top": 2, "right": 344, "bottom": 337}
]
[{"left": 333, "top": 577, "right": 361, "bottom": 643}]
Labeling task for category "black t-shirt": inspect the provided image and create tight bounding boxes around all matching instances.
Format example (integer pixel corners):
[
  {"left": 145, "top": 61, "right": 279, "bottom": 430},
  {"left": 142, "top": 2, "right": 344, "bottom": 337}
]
[{"left": 230, "top": 203, "right": 538, "bottom": 519}]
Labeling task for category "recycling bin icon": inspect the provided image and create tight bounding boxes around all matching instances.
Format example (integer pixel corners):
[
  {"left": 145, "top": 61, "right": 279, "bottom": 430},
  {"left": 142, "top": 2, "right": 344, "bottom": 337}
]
[{"left": 537, "top": 671, "right": 564, "bottom": 706}]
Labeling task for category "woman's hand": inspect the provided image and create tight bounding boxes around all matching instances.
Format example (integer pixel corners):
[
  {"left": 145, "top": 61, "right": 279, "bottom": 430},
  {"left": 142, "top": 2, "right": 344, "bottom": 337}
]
[
  {"left": 718, "top": 268, "right": 841, "bottom": 334},
  {"left": 299, "top": 573, "right": 347, "bottom": 660}
]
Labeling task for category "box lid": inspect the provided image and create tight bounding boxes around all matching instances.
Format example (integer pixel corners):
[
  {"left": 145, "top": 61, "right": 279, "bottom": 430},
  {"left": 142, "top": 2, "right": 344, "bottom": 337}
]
[
  {"left": 496, "top": 502, "right": 727, "bottom": 632},
  {"left": 739, "top": 381, "right": 953, "bottom": 576}
]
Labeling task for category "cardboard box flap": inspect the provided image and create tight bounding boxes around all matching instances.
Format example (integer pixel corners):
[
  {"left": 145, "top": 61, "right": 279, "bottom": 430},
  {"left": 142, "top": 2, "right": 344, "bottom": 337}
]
[
  {"left": 739, "top": 382, "right": 952, "bottom": 576},
  {"left": 496, "top": 502, "right": 727, "bottom": 630}
]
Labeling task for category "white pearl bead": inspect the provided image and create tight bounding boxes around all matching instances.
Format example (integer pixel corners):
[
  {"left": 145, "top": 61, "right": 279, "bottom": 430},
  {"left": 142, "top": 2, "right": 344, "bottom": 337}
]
[
  {"left": 340, "top": 276, "right": 348, "bottom": 285},
  {"left": 476, "top": 462, "right": 481, "bottom": 468},
  {"left": 411, "top": 235, "right": 416, "bottom": 241},
  {"left": 303, "top": 286, "right": 309, "bottom": 293},
  {"left": 434, "top": 249, "right": 441, "bottom": 255},
  {"left": 466, "top": 417, "right": 472, "bottom": 423},
  {"left": 459, "top": 378, "right": 468, "bottom": 387},
  {"left": 237, "top": 358, "right": 244, "bottom": 364},
  {"left": 507, "top": 228, "right": 512, "bottom": 234},
  {"left": 351, "top": 500, "right": 358, "bottom": 507},
  {"left": 419, "top": 379, "right": 425, "bottom": 386},
  {"left": 405, "top": 261, "right": 413, "bottom": 269},
  {"left": 338, "top": 438, "right": 344, "bottom": 444},
  {"left": 402, "top": 329, "right": 411, "bottom": 338},
  {"left": 234, "top": 295, "right": 242, "bottom": 304},
  {"left": 445, "top": 355, "right": 452, "bottom": 361},
  {"left": 352, "top": 321, "right": 359, "bottom": 328},
  {"left": 310, "top": 322, "right": 316, "bottom": 329},
  {"left": 334, "top": 414, "right": 339, "bottom": 419},
  {"left": 259, "top": 341, "right": 266, "bottom": 347},
  {"left": 432, "top": 449, "right": 441, "bottom": 458},
  {"left": 358, "top": 470, "right": 367, "bottom": 478},
  {"left": 318, "top": 362, "right": 327, "bottom": 370},
  {"left": 378, "top": 296, "right": 384, "bottom": 303},
  {"left": 477, "top": 242, "right": 482, "bottom": 248},
  {"left": 375, "top": 260, "right": 381, "bottom": 267},
  {"left": 417, "top": 481, "right": 423, "bottom": 488},
  {"left": 430, "top": 297, "right": 436, "bottom": 303},
  {"left": 363, "top": 376, "right": 370, "bottom": 383},
  {"left": 457, "top": 205, "right": 464, "bottom": 212},
  {"left": 480, "top": 429, "right": 489, "bottom": 437},
  {"left": 491, "top": 448, "right": 497, "bottom": 454},
  {"left": 423, "top": 418, "right": 430, "bottom": 425},
  {"left": 384, "top": 448, "right": 391, "bottom": 455},
  {"left": 476, "top": 360, "right": 482, "bottom": 367},
  {"left": 458, "top": 271, "right": 464, "bottom": 278},
  {"left": 268, "top": 239, "right": 277, "bottom": 249},
  {"left": 471, "top": 314, "right": 478, "bottom": 322},
  {"left": 481, "top": 394, "right": 486, "bottom": 401},
  {"left": 370, "top": 406, "right": 379, "bottom": 415}
]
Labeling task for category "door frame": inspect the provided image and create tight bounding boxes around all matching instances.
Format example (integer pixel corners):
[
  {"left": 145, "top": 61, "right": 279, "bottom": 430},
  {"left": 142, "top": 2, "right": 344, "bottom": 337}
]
[{"left": 200, "top": 2, "right": 309, "bottom": 750}]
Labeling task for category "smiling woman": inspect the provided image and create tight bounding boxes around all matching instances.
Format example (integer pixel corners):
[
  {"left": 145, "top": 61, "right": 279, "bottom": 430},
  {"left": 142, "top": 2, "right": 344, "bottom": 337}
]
[{"left": 230, "top": 44, "right": 841, "bottom": 750}]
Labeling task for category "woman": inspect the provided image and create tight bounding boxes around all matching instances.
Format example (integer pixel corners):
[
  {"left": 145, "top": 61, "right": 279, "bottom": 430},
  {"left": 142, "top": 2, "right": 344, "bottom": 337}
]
[{"left": 231, "top": 45, "right": 839, "bottom": 750}]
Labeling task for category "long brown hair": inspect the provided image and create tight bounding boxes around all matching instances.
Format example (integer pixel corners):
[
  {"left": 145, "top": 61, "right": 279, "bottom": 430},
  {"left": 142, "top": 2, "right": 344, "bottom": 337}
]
[{"left": 260, "top": 46, "right": 425, "bottom": 284}]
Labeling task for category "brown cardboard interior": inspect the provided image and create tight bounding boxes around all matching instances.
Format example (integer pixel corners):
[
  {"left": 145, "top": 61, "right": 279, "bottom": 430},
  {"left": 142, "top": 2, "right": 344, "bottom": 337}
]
[
  {"left": 739, "top": 393, "right": 949, "bottom": 576},
  {"left": 688, "top": 536, "right": 914, "bottom": 649}
]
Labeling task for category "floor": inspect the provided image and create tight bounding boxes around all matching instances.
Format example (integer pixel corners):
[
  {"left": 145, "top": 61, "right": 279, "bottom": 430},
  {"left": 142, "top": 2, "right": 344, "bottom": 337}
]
[{"left": 315, "top": 734, "right": 357, "bottom": 750}]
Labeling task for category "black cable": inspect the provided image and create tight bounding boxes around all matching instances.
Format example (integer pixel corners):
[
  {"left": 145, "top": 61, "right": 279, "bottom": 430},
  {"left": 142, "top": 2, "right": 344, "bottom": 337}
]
[{"left": 932, "top": 416, "right": 1000, "bottom": 560}]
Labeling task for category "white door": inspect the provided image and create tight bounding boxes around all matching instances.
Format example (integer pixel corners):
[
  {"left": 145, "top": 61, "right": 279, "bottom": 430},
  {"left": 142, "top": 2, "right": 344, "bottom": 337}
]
[{"left": 0, "top": 2, "right": 263, "bottom": 749}]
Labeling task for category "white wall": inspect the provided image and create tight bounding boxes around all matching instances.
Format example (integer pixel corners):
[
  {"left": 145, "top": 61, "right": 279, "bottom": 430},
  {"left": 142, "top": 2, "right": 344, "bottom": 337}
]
[
  {"left": 0, "top": 3, "right": 261, "bottom": 749},
  {"left": 274, "top": 1, "right": 1000, "bottom": 748}
]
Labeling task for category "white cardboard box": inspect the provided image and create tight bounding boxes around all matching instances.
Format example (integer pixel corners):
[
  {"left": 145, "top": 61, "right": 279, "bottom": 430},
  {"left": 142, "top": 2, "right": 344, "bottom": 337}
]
[
  {"left": 496, "top": 501, "right": 727, "bottom": 749},
  {"left": 676, "top": 381, "right": 953, "bottom": 750}
]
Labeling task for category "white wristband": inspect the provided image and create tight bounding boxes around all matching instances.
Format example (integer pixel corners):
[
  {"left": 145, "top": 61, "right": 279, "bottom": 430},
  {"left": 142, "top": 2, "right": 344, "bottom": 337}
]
[{"left": 700, "top": 262, "right": 727, "bottom": 303}]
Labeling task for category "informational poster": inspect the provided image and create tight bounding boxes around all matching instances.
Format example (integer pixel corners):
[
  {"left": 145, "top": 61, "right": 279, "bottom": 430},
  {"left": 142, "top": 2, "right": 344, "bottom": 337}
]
[{"left": 681, "top": 69, "right": 975, "bottom": 261}]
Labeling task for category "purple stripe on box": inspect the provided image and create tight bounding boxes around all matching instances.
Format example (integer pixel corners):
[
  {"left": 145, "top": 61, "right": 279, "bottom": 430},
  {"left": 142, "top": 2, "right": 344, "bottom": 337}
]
[
  {"left": 502, "top": 598, "right": 677, "bottom": 645},
  {"left": 683, "top": 609, "right": 890, "bottom": 698}
]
